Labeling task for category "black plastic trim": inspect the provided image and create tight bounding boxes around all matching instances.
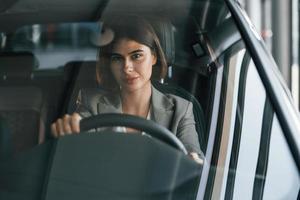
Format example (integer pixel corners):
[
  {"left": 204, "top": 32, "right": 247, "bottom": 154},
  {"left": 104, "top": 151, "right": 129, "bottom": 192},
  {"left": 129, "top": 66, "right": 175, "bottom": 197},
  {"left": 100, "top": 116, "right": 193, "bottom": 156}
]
[
  {"left": 204, "top": 72, "right": 217, "bottom": 152},
  {"left": 252, "top": 97, "right": 274, "bottom": 199},
  {"left": 204, "top": 54, "right": 229, "bottom": 200},
  {"left": 224, "top": 51, "right": 251, "bottom": 200}
]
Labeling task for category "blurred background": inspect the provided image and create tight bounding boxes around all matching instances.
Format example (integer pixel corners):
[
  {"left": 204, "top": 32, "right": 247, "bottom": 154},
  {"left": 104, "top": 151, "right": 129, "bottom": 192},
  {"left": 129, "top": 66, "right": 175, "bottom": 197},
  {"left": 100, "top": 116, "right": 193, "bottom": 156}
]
[{"left": 238, "top": 0, "right": 300, "bottom": 109}]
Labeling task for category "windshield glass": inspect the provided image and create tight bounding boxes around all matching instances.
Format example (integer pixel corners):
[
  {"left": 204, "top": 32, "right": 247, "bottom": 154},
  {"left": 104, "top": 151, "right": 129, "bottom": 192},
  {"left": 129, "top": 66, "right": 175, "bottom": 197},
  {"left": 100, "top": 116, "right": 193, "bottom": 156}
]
[
  {"left": 0, "top": 0, "right": 242, "bottom": 199},
  {"left": 0, "top": 0, "right": 234, "bottom": 164},
  {"left": 1, "top": 1, "right": 299, "bottom": 200}
]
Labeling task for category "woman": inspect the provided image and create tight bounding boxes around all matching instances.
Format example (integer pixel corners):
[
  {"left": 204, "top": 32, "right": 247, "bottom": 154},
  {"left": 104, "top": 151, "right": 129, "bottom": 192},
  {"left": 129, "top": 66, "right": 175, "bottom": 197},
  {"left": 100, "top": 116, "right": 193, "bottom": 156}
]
[{"left": 51, "top": 16, "right": 204, "bottom": 164}]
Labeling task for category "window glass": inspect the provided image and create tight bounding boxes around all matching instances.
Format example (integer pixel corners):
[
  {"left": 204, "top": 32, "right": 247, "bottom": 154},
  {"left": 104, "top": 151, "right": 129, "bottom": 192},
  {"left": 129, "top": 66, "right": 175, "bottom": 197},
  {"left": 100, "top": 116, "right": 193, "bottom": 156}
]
[
  {"left": 232, "top": 59, "right": 267, "bottom": 199},
  {"left": 215, "top": 50, "right": 300, "bottom": 199},
  {"left": 263, "top": 115, "right": 300, "bottom": 199},
  {"left": 201, "top": 13, "right": 300, "bottom": 197}
]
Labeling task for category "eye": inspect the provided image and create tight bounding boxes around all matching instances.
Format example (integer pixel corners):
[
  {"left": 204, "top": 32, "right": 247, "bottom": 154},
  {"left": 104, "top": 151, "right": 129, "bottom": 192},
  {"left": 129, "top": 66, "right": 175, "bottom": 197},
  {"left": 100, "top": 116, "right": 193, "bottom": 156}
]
[
  {"left": 110, "top": 55, "right": 123, "bottom": 63},
  {"left": 131, "top": 53, "right": 143, "bottom": 60}
]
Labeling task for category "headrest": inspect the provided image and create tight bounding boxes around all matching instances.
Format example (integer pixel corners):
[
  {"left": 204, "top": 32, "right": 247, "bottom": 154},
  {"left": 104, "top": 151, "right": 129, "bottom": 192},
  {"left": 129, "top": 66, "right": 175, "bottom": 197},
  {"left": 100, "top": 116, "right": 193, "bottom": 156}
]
[
  {"left": 149, "top": 18, "right": 175, "bottom": 67},
  {"left": 0, "top": 51, "right": 38, "bottom": 79}
]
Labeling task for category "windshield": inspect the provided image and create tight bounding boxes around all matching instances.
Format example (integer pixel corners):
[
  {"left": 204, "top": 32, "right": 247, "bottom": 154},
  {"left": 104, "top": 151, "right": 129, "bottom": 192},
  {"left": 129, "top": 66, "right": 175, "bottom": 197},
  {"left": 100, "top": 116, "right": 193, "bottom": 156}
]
[
  {"left": 0, "top": 0, "right": 229, "bottom": 152},
  {"left": 0, "top": 0, "right": 246, "bottom": 199},
  {"left": 1, "top": 0, "right": 299, "bottom": 199},
  {"left": 0, "top": 0, "right": 234, "bottom": 167}
]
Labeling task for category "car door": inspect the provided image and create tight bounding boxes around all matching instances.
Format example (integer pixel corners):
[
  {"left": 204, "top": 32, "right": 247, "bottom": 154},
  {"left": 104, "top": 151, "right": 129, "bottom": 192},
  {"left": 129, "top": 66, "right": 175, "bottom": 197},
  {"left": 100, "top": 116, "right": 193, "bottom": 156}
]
[{"left": 196, "top": 1, "right": 300, "bottom": 199}]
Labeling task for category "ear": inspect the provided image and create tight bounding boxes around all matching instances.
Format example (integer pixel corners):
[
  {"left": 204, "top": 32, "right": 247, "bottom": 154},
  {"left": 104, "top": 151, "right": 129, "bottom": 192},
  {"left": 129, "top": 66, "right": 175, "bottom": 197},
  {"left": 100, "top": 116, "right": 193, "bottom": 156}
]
[{"left": 151, "top": 51, "right": 157, "bottom": 66}]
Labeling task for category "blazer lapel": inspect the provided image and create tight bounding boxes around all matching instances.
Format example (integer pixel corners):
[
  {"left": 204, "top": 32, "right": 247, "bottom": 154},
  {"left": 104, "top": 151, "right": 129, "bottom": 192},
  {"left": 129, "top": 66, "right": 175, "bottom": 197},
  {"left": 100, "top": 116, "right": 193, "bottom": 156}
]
[
  {"left": 151, "top": 86, "right": 174, "bottom": 130},
  {"left": 97, "top": 94, "right": 122, "bottom": 114},
  {"left": 95, "top": 86, "right": 174, "bottom": 131}
]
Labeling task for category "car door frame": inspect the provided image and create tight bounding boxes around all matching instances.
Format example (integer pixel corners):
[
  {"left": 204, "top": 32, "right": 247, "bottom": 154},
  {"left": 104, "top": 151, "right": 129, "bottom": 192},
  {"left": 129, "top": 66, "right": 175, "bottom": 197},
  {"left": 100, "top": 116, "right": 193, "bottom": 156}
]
[{"left": 225, "top": 0, "right": 300, "bottom": 171}]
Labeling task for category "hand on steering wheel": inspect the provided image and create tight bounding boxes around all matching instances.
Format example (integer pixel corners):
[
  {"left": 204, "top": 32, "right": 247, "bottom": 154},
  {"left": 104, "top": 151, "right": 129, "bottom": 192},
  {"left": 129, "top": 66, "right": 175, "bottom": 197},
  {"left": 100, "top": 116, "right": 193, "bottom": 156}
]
[{"left": 52, "top": 113, "right": 188, "bottom": 154}]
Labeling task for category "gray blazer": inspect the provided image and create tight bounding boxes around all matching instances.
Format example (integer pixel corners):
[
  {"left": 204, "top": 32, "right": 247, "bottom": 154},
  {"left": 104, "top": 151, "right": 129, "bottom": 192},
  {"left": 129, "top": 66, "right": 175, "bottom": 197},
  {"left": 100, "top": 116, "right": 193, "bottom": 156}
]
[{"left": 75, "top": 86, "right": 201, "bottom": 154}]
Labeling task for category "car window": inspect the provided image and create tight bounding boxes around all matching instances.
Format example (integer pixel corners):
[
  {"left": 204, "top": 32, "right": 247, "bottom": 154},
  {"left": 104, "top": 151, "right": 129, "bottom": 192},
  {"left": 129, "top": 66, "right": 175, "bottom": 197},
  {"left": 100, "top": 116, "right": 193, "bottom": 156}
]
[
  {"left": 223, "top": 55, "right": 300, "bottom": 199},
  {"left": 202, "top": 22, "right": 300, "bottom": 199}
]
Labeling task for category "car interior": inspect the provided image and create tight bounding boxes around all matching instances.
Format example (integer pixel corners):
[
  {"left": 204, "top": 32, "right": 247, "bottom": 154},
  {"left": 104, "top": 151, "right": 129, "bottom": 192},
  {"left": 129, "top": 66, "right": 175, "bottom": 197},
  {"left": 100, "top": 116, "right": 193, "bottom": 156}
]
[
  {"left": 0, "top": 16, "right": 218, "bottom": 156},
  {"left": 0, "top": 0, "right": 247, "bottom": 199}
]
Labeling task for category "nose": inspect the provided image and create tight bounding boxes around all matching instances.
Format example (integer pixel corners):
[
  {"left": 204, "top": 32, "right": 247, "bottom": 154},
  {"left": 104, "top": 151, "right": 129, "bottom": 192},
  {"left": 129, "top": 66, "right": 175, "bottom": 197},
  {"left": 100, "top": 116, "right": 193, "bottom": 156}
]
[{"left": 123, "top": 58, "right": 133, "bottom": 73}]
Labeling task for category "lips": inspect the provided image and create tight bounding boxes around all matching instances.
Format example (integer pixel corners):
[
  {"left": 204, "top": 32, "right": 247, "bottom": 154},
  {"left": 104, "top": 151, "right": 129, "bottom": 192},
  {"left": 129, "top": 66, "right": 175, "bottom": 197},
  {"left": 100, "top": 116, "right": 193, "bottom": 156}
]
[{"left": 123, "top": 76, "right": 139, "bottom": 84}]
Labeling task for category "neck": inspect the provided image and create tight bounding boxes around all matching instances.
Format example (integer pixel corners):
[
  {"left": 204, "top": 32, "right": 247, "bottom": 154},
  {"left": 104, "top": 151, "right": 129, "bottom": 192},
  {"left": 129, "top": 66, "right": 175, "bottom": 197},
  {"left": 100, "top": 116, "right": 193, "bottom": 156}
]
[{"left": 121, "top": 84, "right": 152, "bottom": 118}]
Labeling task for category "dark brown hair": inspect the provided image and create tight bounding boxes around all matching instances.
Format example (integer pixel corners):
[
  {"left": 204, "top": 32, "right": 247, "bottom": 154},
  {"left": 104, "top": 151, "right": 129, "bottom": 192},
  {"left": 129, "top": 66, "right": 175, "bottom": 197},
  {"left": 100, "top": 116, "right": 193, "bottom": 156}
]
[{"left": 96, "top": 16, "right": 168, "bottom": 91}]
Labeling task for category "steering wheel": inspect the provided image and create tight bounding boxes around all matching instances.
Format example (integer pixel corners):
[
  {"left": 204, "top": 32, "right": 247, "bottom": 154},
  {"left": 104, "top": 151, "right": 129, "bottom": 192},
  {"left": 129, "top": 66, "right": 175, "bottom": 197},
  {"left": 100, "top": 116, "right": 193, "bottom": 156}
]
[{"left": 80, "top": 113, "right": 187, "bottom": 154}]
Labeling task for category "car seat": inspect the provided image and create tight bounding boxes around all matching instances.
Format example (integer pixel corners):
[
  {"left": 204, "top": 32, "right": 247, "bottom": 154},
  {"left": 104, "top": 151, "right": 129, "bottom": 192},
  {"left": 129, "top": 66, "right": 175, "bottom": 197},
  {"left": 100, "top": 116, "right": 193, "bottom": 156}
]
[
  {"left": 0, "top": 51, "right": 38, "bottom": 80},
  {"left": 150, "top": 18, "right": 206, "bottom": 152},
  {"left": 0, "top": 52, "right": 45, "bottom": 157}
]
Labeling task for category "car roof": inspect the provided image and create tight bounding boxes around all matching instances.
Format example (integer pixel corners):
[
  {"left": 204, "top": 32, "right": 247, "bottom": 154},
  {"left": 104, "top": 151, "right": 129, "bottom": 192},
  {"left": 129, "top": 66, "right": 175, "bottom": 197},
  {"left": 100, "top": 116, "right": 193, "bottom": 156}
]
[{"left": 0, "top": 0, "right": 226, "bottom": 32}]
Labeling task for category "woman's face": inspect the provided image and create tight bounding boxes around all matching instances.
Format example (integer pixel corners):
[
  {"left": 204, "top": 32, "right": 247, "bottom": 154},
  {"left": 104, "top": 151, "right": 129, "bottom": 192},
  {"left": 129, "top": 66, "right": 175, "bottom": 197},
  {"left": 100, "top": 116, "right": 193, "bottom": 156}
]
[{"left": 109, "top": 38, "right": 157, "bottom": 93}]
